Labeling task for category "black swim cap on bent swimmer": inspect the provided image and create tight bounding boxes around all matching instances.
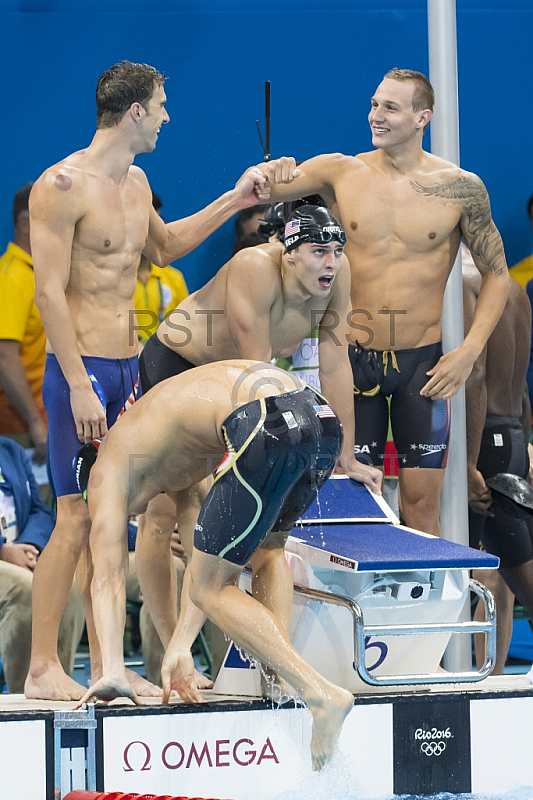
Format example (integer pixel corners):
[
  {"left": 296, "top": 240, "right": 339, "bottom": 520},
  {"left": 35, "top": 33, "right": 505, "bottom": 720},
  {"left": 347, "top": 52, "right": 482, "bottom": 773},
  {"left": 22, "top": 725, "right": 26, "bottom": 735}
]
[
  {"left": 284, "top": 205, "right": 346, "bottom": 252},
  {"left": 73, "top": 440, "right": 100, "bottom": 501},
  {"left": 258, "top": 195, "right": 328, "bottom": 240}
]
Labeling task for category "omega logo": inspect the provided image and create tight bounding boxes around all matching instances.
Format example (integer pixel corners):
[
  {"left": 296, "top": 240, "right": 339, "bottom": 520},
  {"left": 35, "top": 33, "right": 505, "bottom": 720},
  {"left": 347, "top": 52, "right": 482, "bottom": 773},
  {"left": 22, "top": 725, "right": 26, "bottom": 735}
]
[{"left": 123, "top": 736, "right": 279, "bottom": 772}]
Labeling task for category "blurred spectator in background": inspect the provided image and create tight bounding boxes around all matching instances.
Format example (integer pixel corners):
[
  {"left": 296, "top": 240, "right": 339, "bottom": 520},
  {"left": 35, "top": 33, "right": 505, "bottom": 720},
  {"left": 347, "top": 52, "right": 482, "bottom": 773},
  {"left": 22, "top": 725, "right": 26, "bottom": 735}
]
[
  {"left": 0, "top": 183, "right": 48, "bottom": 468},
  {"left": 134, "top": 192, "right": 189, "bottom": 347},
  {"left": 232, "top": 204, "right": 270, "bottom": 254},
  {"left": 509, "top": 193, "right": 533, "bottom": 288}
]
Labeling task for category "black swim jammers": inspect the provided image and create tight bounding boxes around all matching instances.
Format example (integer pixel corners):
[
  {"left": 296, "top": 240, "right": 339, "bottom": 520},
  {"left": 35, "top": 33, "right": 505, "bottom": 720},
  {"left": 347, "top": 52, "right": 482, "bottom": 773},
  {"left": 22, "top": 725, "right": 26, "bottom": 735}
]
[
  {"left": 194, "top": 387, "right": 343, "bottom": 566},
  {"left": 139, "top": 332, "right": 197, "bottom": 394}
]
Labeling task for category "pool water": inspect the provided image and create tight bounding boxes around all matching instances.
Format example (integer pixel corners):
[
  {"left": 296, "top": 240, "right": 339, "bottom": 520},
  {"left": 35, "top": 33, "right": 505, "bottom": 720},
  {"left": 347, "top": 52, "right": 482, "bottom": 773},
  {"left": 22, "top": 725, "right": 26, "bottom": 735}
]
[{"left": 271, "top": 752, "right": 533, "bottom": 800}]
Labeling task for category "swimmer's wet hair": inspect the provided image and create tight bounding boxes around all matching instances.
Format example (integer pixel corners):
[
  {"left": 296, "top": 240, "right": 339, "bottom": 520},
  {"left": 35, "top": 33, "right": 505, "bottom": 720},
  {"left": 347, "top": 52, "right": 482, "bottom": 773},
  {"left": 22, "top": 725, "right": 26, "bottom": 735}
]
[
  {"left": 384, "top": 67, "right": 435, "bottom": 113},
  {"left": 96, "top": 60, "right": 167, "bottom": 129}
]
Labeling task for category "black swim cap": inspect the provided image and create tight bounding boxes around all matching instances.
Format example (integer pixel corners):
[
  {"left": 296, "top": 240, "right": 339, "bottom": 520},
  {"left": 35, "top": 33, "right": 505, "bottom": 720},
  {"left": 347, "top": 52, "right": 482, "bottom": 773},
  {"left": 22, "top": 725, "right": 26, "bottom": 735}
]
[
  {"left": 485, "top": 473, "right": 533, "bottom": 520},
  {"left": 284, "top": 205, "right": 346, "bottom": 252},
  {"left": 282, "top": 194, "right": 327, "bottom": 223},
  {"left": 73, "top": 440, "right": 100, "bottom": 501}
]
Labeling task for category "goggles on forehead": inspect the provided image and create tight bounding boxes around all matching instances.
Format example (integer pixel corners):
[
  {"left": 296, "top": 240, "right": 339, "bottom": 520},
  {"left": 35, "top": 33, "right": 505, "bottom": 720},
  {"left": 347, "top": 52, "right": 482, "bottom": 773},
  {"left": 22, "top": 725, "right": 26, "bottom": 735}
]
[
  {"left": 308, "top": 227, "right": 347, "bottom": 246},
  {"left": 285, "top": 228, "right": 347, "bottom": 251}
]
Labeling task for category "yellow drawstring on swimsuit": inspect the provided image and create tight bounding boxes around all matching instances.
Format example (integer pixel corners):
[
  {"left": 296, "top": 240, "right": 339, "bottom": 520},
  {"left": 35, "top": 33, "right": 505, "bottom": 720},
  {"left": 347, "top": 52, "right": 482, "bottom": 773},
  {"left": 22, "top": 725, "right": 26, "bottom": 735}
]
[{"left": 353, "top": 349, "right": 400, "bottom": 396}]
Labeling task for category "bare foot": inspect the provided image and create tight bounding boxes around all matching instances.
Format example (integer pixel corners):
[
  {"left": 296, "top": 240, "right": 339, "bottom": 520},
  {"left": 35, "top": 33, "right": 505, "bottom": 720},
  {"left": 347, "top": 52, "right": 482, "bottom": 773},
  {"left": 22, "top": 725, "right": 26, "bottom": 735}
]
[
  {"left": 309, "top": 687, "right": 353, "bottom": 771},
  {"left": 195, "top": 669, "right": 214, "bottom": 690},
  {"left": 75, "top": 673, "right": 142, "bottom": 708},
  {"left": 24, "top": 662, "right": 86, "bottom": 701},
  {"left": 126, "top": 667, "right": 162, "bottom": 697}
]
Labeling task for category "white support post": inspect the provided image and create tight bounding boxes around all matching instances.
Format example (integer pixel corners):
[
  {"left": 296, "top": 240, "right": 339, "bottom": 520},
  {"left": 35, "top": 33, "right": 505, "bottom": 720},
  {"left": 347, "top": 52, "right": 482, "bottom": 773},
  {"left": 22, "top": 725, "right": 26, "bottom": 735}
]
[{"left": 427, "top": 0, "right": 472, "bottom": 672}]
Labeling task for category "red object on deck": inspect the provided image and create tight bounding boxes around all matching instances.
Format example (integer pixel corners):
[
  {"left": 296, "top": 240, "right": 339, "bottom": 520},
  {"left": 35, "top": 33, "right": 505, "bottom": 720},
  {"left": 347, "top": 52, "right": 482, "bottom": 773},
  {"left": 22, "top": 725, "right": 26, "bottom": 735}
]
[{"left": 62, "top": 791, "right": 233, "bottom": 800}]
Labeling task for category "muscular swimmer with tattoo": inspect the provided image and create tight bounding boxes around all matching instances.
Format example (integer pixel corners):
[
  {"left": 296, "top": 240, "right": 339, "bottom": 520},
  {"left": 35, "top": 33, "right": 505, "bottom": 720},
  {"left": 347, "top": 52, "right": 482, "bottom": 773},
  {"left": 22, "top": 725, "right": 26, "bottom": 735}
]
[{"left": 260, "top": 68, "right": 509, "bottom": 537}]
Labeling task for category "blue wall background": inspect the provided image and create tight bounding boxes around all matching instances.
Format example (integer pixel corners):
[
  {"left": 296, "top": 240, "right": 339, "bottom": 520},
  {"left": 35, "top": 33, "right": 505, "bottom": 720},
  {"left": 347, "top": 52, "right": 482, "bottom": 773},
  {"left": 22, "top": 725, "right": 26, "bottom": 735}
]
[{"left": 2, "top": 0, "right": 532, "bottom": 291}]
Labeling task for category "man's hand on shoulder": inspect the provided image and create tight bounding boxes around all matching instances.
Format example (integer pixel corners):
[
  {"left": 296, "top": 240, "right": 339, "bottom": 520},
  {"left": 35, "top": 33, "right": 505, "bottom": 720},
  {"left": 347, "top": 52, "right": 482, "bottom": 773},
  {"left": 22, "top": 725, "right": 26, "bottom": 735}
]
[{"left": 420, "top": 344, "right": 478, "bottom": 400}]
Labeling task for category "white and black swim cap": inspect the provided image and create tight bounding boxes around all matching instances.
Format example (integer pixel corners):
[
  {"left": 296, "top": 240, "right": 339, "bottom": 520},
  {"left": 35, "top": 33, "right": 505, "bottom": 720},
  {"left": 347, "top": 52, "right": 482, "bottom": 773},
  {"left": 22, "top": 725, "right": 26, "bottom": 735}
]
[{"left": 284, "top": 205, "right": 346, "bottom": 252}]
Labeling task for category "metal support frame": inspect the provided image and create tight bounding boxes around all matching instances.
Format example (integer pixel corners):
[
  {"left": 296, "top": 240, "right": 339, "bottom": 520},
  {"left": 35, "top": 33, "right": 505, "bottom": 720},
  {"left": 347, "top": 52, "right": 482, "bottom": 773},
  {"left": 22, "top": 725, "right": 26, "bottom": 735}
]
[
  {"left": 292, "top": 577, "right": 495, "bottom": 686},
  {"left": 54, "top": 705, "right": 97, "bottom": 798}
]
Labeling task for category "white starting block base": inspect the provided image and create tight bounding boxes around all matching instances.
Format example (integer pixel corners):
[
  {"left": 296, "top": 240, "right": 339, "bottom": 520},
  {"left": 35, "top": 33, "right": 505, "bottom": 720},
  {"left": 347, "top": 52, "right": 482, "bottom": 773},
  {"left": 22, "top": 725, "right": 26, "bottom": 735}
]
[{"left": 215, "top": 477, "right": 498, "bottom": 697}]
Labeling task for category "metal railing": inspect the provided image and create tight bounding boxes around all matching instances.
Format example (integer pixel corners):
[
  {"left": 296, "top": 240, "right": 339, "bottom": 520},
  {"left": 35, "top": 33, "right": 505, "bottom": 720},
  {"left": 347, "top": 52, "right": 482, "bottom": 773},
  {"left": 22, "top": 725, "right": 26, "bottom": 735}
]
[{"left": 290, "top": 577, "right": 496, "bottom": 686}]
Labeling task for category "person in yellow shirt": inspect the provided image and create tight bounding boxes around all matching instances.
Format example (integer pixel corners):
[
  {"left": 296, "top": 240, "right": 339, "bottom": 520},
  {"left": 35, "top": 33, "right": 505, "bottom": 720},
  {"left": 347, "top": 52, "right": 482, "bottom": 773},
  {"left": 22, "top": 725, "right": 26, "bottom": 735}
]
[
  {"left": 0, "top": 183, "right": 48, "bottom": 465},
  {"left": 133, "top": 192, "right": 188, "bottom": 346},
  {"left": 509, "top": 193, "right": 533, "bottom": 288}
]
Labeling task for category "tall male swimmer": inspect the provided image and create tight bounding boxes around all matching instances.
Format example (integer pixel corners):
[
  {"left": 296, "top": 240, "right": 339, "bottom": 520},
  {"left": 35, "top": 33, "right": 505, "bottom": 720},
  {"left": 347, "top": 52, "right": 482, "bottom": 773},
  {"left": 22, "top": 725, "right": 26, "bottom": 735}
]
[
  {"left": 24, "top": 59, "right": 293, "bottom": 701},
  {"left": 257, "top": 68, "right": 510, "bottom": 537},
  {"left": 136, "top": 205, "right": 382, "bottom": 680},
  {"left": 75, "top": 360, "right": 354, "bottom": 771}
]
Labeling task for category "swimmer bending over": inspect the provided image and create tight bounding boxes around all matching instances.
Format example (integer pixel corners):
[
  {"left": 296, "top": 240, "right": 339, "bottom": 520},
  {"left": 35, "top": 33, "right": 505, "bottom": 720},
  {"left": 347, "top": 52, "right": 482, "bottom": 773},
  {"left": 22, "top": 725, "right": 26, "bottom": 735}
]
[
  {"left": 135, "top": 205, "right": 382, "bottom": 683},
  {"left": 77, "top": 360, "right": 354, "bottom": 771}
]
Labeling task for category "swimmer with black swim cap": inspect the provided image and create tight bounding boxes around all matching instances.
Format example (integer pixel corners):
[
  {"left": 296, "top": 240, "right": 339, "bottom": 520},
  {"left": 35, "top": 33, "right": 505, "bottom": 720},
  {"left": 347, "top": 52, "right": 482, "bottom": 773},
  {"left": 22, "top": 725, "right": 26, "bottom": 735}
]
[
  {"left": 136, "top": 202, "right": 381, "bottom": 705},
  {"left": 283, "top": 205, "right": 346, "bottom": 252}
]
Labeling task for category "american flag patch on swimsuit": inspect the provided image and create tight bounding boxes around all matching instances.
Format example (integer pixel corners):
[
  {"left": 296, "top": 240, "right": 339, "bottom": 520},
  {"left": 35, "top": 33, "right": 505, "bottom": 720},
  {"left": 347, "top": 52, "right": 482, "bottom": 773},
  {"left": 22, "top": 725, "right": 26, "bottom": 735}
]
[{"left": 314, "top": 403, "right": 336, "bottom": 418}]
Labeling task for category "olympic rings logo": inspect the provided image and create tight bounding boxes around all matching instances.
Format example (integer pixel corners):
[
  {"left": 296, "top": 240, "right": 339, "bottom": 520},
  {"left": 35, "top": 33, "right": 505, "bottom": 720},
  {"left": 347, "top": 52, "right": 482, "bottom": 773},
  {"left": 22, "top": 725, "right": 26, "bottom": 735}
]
[{"left": 421, "top": 741, "right": 447, "bottom": 757}]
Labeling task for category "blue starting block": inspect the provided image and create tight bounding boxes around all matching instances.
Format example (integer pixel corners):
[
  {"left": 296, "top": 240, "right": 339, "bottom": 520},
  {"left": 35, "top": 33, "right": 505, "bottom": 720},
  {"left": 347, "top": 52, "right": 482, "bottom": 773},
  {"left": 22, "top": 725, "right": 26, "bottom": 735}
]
[
  {"left": 214, "top": 475, "right": 497, "bottom": 696},
  {"left": 298, "top": 474, "right": 396, "bottom": 523}
]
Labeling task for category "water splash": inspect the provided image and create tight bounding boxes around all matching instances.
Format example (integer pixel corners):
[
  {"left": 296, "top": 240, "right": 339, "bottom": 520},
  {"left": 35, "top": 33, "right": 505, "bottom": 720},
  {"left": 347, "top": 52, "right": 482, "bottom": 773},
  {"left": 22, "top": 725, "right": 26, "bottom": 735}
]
[{"left": 270, "top": 747, "right": 533, "bottom": 800}]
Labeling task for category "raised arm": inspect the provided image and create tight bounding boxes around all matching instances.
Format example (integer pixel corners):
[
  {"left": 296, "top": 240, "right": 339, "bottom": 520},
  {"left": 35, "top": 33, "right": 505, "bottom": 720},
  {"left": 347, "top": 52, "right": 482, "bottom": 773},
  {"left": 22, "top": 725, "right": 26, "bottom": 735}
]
[
  {"left": 421, "top": 173, "right": 509, "bottom": 400},
  {"left": 143, "top": 163, "right": 281, "bottom": 267},
  {"left": 31, "top": 170, "right": 107, "bottom": 443},
  {"left": 257, "top": 154, "right": 339, "bottom": 207},
  {"left": 318, "top": 259, "right": 382, "bottom": 494}
]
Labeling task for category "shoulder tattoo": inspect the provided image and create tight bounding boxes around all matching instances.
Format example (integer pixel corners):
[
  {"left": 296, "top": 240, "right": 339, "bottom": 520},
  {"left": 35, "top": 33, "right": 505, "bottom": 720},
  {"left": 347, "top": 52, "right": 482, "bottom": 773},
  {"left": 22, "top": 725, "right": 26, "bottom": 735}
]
[{"left": 410, "top": 175, "right": 505, "bottom": 275}]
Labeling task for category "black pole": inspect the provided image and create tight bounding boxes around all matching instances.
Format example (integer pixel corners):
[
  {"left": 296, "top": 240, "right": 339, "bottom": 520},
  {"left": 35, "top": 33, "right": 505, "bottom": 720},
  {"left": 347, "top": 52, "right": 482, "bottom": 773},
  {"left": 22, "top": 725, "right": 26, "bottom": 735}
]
[{"left": 264, "top": 80, "right": 271, "bottom": 162}]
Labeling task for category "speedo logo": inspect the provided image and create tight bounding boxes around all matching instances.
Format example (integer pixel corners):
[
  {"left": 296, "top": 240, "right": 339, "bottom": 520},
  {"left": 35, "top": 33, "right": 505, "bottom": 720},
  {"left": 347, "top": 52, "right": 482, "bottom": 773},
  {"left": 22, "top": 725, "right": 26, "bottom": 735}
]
[
  {"left": 322, "top": 225, "right": 341, "bottom": 234},
  {"left": 419, "top": 444, "right": 447, "bottom": 453}
]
